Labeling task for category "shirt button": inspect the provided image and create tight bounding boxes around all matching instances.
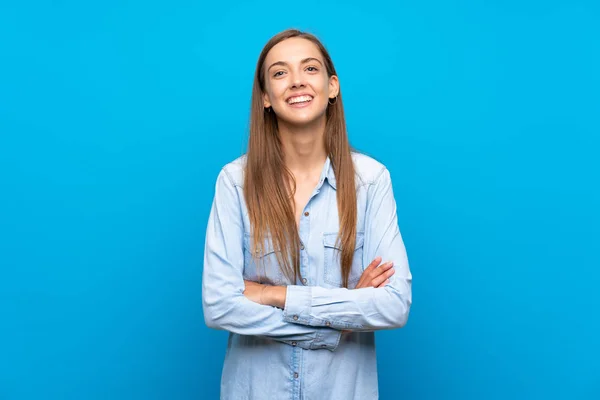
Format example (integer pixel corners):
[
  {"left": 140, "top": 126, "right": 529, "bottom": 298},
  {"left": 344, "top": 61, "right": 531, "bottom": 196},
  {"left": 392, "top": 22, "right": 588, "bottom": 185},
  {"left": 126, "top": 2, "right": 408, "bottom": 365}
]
[
  {"left": 325, "top": 321, "right": 331, "bottom": 326},
  {"left": 304, "top": 211, "right": 309, "bottom": 216},
  {"left": 294, "top": 372, "right": 299, "bottom": 379},
  {"left": 293, "top": 315, "right": 299, "bottom": 321},
  {"left": 300, "top": 244, "right": 305, "bottom": 250},
  {"left": 302, "top": 278, "right": 307, "bottom": 284},
  {"left": 291, "top": 341, "right": 297, "bottom": 346}
]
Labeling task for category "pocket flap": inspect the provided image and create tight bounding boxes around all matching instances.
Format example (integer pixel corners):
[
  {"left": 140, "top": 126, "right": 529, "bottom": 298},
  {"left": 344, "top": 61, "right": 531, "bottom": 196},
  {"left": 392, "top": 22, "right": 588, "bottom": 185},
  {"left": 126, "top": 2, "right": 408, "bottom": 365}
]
[
  {"left": 323, "top": 232, "right": 364, "bottom": 251},
  {"left": 244, "top": 233, "right": 277, "bottom": 257}
]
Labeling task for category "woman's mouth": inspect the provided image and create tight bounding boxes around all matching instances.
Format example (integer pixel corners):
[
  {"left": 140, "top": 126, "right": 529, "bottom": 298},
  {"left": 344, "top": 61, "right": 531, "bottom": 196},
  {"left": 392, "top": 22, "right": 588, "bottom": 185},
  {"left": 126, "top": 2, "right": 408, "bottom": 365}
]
[{"left": 286, "top": 95, "right": 314, "bottom": 108}]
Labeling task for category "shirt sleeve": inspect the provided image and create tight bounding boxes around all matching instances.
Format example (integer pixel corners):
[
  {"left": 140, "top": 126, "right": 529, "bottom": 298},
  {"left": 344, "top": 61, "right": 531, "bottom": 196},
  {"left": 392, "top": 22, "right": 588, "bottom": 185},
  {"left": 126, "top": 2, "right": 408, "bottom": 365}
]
[
  {"left": 202, "top": 167, "right": 342, "bottom": 351},
  {"left": 282, "top": 167, "right": 412, "bottom": 332}
]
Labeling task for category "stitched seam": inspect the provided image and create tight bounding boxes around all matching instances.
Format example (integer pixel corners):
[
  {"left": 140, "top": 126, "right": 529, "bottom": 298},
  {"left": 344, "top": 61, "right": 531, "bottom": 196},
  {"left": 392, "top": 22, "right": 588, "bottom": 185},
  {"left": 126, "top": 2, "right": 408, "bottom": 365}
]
[{"left": 222, "top": 166, "right": 242, "bottom": 188}]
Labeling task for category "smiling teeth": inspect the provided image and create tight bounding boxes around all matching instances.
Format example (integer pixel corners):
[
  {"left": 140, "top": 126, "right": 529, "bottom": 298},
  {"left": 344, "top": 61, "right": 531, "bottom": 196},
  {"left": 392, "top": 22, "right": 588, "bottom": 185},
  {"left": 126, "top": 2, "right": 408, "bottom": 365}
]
[{"left": 288, "top": 95, "right": 313, "bottom": 104}]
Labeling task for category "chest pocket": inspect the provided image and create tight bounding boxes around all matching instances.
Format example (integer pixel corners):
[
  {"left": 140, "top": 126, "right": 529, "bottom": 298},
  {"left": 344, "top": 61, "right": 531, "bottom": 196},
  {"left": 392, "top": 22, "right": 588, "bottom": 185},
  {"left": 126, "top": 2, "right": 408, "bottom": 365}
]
[
  {"left": 243, "top": 233, "right": 286, "bottom": 285},
  {"left": 323, "top": 232, "right": 365, "bottom": 288}
]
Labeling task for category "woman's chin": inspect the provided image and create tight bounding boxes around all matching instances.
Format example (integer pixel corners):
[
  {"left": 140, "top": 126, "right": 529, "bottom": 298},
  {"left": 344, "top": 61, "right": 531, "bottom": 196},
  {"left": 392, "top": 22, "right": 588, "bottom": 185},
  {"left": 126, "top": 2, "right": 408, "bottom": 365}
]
[{"left": 278, "top": 110, "right": 327, "bottom": 128}]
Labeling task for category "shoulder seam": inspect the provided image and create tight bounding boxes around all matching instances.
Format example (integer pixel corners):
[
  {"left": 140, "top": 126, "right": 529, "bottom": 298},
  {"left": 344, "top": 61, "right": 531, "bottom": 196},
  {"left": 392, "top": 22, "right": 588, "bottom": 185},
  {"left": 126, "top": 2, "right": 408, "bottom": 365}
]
[
  {"left": 360, "top": 165, "right": 387, "bottom": 188},
  {"left": 373, "top": 165, "right": 387, "bottom": 182},
  {"left": 221, "top": 166, "right": 242, "bottom": 188}
]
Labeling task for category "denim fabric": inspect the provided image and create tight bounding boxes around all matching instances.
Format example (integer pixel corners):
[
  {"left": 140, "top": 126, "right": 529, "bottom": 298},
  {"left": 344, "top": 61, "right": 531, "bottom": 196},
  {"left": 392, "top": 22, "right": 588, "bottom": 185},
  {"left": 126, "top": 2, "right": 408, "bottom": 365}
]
[{"left": 202, "top": 152, "right": 412, "bottom": 400}]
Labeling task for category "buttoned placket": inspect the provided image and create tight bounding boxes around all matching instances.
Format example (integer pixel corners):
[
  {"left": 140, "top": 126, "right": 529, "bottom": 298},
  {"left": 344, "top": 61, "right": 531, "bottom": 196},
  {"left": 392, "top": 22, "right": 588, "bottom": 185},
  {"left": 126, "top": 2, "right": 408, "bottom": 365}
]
[
  {"left": 290, "top": 176, "right": 327, "bottom": 400},
  {"left": 297, "top": 176, "right": 326, "bottom": 286}
]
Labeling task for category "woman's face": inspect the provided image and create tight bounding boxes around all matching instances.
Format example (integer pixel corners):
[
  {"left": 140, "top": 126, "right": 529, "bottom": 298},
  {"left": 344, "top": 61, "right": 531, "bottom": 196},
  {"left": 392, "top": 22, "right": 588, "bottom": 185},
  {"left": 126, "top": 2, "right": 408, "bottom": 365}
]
[{"left": 262, "top": 37, "right": 339, "bottom": 128}]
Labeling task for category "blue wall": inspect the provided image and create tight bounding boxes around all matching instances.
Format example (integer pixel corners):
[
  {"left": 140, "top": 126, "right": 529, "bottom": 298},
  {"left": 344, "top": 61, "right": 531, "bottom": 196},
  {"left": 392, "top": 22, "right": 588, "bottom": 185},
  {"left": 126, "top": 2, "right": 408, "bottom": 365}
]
[{"left": 1, "top": 1, "right": 598, "bottom": 399}]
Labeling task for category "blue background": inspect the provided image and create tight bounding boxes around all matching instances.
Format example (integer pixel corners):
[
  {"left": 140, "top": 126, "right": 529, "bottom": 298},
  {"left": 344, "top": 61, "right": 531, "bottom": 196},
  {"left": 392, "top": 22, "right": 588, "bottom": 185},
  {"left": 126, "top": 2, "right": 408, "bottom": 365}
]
[{"left": 1, "top": 1, "right": 599, "bottom": 399}]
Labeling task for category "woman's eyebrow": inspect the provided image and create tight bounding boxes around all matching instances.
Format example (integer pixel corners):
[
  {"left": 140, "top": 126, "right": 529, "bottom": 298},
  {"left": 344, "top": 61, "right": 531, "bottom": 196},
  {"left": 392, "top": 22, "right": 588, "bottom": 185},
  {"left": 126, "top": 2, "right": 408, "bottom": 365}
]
[{"left": 267, "top": 57, "right": 324, "bottom": 72}]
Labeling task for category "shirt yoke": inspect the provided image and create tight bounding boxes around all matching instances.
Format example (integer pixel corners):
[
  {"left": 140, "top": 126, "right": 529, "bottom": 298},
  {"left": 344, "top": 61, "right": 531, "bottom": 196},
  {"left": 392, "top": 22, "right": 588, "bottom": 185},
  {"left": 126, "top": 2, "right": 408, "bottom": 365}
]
[{"left": 220, "top": 152, "right": 387, "bottom": 189}]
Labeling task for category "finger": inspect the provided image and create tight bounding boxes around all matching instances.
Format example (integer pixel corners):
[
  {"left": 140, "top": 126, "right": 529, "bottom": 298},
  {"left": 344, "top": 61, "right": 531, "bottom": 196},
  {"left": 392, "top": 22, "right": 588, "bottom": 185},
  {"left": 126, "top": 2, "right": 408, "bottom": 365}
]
[
  {"left": 371, "top": 266, "right": 395, "bottom": 287},
  {"left": 377, "top": 261, "right": 394, "bottom": 271},
  {"left": 356, "top": 257, "right": 382, "bottom": 288},
  {"left": 359, "top": 258, "right": 386, "bottom": 284},
  {"left": 354, "top": 279, "right": 365, "bottom": 290},
  {"left": 364, "top": 256, "right": 382, "bottom": 272},
  {"left": 368, "top": 261, "right": 394, "bottom": 280},
  {"left": 377, "top": 279, "right": 390, "bottom": 288}
]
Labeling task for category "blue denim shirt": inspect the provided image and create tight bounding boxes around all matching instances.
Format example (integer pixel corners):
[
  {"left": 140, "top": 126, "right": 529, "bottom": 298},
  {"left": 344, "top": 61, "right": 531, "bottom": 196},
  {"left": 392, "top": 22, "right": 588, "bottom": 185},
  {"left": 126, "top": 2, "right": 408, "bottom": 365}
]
[{"left": 202, "top": 152, "right": 412, "bottom": 400}]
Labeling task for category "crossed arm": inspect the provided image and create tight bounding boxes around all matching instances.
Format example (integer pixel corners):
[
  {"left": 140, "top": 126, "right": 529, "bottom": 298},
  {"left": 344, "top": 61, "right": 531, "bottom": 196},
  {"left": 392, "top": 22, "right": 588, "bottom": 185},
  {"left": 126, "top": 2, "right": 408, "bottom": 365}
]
[
  {"left": 242, "top": 255, "right": 395, "bottom": 308},
  {"left": 202, "top": 167, "right": 412, "bottom": 351}
]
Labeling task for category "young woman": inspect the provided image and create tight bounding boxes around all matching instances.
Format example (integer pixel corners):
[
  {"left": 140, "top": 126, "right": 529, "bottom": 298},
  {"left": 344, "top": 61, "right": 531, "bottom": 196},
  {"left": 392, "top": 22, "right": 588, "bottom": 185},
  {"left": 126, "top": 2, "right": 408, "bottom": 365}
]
[{"left": 202, "top": 29, "right": 412, "bottom": 400}]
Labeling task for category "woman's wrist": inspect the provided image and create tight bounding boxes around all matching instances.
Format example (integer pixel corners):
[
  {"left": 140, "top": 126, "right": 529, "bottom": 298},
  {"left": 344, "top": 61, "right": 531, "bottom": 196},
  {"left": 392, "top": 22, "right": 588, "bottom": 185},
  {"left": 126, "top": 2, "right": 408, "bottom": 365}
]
[{"left": 263, "top": 285, "right": 287, "bottom": 309}]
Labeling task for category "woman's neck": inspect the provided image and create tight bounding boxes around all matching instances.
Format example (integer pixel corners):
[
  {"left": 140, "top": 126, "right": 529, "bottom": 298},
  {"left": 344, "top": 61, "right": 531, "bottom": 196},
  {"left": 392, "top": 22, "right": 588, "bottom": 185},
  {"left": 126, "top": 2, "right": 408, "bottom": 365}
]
[{"left": 278, "top": 117, "right": 327, "bottom": 175}]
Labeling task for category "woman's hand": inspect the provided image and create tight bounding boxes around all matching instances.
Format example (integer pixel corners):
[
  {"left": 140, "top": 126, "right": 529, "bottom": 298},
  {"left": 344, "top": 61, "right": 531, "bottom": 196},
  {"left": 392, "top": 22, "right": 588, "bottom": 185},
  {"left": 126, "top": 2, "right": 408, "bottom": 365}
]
[
  {"left": 243, "top": 280, "right": 269, "bottom": 305},
  {"left": 340, "top": 258, "right": 394, "bottom": 335},
  {"left": 354, "top": 256, "right": 395, "bottom": 289},
  {"left": 243, "top": 258, "right": 392, "bottom": 335},
  {"left": 243, "top": 280, "right": 287, "bottom": 309}
]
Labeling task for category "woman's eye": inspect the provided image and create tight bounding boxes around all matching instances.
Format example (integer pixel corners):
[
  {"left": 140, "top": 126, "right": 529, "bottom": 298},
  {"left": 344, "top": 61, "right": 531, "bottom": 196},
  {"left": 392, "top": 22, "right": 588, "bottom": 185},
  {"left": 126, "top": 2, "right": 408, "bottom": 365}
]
[
  {"left": 273, "top": 71, "right": 285, "bottom": 77},
  {"left": 306, "top": 66, "right": 318, "bottom": 72}
]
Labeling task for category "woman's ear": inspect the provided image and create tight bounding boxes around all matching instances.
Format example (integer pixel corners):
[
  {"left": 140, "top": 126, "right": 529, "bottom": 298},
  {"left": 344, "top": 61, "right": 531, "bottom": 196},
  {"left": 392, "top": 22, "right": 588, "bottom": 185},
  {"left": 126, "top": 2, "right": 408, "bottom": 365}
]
[
  {"left": 329, "top": 75, "right": 340, "bottom": 98},
  {"left": 263, "top": 92, "right": 271, "bottom": 108}
]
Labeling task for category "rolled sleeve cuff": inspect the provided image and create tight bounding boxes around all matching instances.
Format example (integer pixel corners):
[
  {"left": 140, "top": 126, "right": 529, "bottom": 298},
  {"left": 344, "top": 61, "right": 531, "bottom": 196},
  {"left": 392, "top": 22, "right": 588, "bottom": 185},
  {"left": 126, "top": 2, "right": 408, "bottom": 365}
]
[
  {"left": 283, "top": 285, "right": 312, "bottom": 324},
  {"left": 311, "top": 326, "right": 342, "bottom": 351},
  {"left": 283, "top": 285, "right": 341, "bottom": 351}
]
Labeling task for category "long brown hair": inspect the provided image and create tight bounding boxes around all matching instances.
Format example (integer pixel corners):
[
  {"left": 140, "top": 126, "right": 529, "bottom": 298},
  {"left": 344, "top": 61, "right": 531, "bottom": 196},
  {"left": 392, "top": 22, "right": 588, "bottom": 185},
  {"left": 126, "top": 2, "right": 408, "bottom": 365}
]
[{"left": 244, "top": 29, "right": 357, "bottom": 288}]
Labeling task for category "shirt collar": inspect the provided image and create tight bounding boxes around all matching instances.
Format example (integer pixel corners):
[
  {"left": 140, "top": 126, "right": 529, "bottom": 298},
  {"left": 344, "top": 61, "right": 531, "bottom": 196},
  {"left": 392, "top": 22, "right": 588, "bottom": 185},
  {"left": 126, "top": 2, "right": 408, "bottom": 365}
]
[{"left": 319, "top": 156, "right": 337, "bottom": 190}]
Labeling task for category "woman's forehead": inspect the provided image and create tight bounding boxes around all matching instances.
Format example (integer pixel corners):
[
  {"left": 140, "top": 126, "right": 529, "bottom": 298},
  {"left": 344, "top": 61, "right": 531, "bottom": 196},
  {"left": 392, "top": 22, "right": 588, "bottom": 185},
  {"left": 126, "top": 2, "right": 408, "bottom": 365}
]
[{"left": 266, "top": 38, "right": 323, "bottom": 65}]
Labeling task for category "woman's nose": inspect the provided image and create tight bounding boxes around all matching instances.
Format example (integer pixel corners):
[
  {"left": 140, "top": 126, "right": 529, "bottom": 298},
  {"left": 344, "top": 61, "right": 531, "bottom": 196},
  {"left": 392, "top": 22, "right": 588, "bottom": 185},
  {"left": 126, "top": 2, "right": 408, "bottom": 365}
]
[{"left": 289, "top": 71, "right": 306, "bottom": 88}]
